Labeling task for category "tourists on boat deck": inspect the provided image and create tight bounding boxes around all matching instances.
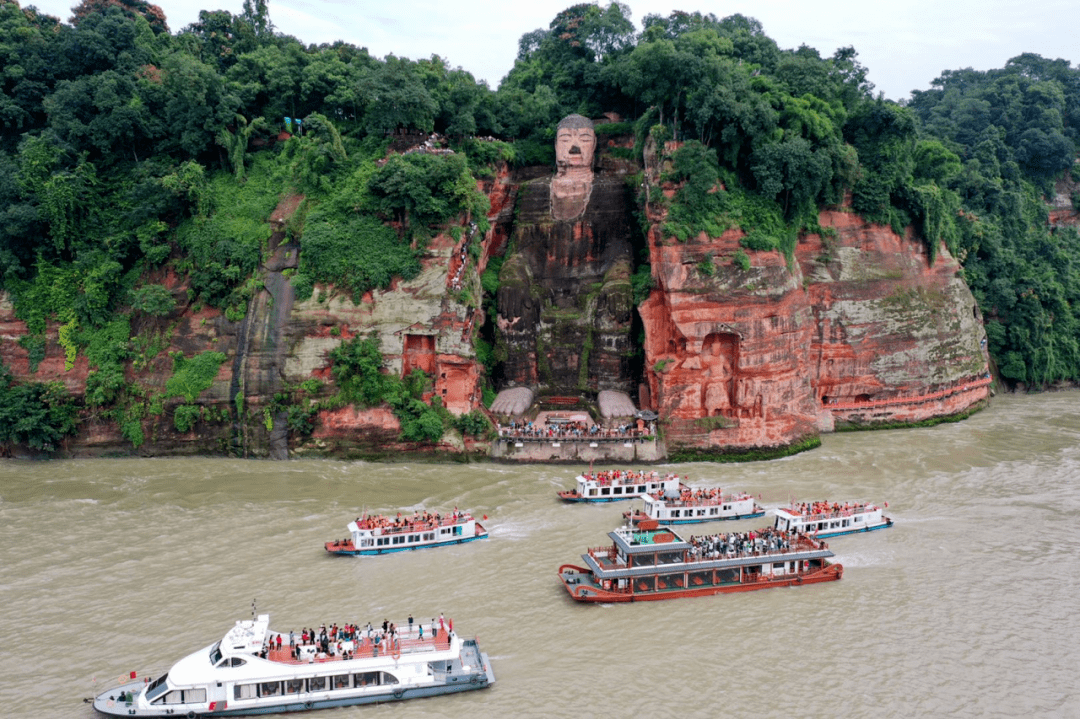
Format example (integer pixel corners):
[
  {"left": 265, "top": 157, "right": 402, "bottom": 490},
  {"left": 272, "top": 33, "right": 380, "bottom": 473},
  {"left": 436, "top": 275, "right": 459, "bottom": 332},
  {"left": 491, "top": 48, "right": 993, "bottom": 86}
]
[
  {"left": 688, "top": 527, "right": 795, "bottom": 558},
  {"left": 792, "top": 500, "right": 869, "bottom": 517}
]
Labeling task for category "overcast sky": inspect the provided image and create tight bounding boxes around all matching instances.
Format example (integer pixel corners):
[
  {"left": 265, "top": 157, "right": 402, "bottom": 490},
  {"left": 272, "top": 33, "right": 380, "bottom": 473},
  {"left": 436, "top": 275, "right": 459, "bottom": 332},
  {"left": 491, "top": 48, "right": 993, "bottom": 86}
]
[{"left": 26, "top": 0, "right": 1080, "bottom": 101}]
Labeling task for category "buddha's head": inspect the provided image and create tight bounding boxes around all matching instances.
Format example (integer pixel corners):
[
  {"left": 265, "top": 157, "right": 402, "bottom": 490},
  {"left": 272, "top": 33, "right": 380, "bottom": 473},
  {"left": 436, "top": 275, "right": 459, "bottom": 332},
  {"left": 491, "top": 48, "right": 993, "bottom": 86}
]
[{"left": 555, "top": 114, "right": 595, "bottom": 171}]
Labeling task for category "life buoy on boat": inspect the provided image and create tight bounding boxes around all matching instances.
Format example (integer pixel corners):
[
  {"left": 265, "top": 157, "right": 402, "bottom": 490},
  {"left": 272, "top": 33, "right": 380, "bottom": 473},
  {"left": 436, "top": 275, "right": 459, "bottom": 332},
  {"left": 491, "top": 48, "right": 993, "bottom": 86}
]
[
  {"left": 393, "top": 688, "right": 404, "bottom": 699},
  {"left": 187, "top": 712, "right": 197, "bottom": 719},
  {"left": 303, "top": 701, "right": 313, "bottom": 710},
  {"left": 470, "top": 674, "right": 480, "bottom": 684}
]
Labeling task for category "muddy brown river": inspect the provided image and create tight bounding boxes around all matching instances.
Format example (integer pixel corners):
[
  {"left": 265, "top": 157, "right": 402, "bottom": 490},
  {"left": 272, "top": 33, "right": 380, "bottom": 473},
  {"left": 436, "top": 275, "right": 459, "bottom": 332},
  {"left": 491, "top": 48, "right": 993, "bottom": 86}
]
[{"left": 1, "top": 392, "right": 1078, "bottom": 718}]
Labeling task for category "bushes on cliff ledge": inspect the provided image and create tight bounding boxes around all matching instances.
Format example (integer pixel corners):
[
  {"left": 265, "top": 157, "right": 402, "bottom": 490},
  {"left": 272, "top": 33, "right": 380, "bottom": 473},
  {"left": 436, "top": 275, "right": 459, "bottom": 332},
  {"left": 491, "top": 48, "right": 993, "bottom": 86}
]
[
  {"left": 329, "top": 335, "right": 447, "bottom": 443},
  {"left": 0, "top": 362, "right": 79, "bottom": 453}
]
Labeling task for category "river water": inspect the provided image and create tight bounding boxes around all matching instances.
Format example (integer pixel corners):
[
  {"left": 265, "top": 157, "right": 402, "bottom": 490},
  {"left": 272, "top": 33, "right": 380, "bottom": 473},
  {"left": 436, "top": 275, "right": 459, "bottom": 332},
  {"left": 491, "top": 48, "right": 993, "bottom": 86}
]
[{"left": 1, "top": 392, "right": 1078, "bottom": 718}]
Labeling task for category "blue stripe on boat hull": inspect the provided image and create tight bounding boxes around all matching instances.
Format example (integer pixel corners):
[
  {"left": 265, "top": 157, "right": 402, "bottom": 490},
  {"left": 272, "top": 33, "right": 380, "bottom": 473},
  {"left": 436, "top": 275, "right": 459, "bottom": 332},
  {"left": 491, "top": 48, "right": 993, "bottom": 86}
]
[{"left": 812, "top": 521, "right": 892, "bottom": 539}]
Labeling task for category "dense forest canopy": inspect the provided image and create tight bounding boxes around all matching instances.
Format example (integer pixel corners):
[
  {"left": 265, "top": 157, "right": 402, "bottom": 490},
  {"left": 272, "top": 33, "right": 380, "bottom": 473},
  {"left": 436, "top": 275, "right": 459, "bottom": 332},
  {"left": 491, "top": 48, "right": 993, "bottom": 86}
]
[{"left": 0, "top": 0, "right": 1078, "bottom": 449}]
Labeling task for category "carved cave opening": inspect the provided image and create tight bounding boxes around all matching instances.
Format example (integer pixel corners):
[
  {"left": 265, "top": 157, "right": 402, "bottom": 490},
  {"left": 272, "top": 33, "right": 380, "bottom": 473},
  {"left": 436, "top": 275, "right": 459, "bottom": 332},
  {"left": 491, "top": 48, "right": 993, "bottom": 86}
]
[
  {"left": 701, "top": 332, "right": 739, "bottom": 419},
  {"left": 401, "top": 334, "right": 436, "bottom": 377}
]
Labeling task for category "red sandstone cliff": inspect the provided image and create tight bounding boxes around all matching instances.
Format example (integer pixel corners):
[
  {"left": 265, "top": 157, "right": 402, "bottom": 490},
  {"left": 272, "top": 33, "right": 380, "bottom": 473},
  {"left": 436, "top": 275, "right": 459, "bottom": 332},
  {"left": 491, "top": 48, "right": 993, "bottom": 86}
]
[{"left": 640, "top": 153, "right": 991, "bottom": 454}]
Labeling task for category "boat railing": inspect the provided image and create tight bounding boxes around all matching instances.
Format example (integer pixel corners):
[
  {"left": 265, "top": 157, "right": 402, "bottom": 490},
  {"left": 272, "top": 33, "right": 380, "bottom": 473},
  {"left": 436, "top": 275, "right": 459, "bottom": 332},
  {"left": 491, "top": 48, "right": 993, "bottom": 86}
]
[{"left": 586, "top": 546, "right": 620, "bottom": 563}]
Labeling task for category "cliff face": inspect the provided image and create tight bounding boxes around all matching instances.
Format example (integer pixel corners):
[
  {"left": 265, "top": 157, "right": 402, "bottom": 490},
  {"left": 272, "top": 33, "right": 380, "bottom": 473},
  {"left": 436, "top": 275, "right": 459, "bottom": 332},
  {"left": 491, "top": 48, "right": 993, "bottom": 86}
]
[
  {"left": 0, "top": 145, "right": 992, "bottom": 459},
  {"left": 640, "top": 191, "right": 990, "bottom": 453}
]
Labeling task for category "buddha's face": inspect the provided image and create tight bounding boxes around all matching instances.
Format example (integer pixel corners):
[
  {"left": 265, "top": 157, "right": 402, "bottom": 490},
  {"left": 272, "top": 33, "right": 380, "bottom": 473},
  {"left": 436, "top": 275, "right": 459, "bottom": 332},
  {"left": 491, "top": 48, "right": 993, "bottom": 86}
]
[{"left": 555, "top": 126, "right": 595, "bottom": 169}]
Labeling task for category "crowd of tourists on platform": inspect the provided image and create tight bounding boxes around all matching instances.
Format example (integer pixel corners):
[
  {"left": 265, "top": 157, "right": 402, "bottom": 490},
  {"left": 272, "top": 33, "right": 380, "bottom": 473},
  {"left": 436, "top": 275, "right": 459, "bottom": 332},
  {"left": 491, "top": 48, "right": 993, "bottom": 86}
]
[{"left": 496, "top": 419, "right": 653, "bottom": 440}]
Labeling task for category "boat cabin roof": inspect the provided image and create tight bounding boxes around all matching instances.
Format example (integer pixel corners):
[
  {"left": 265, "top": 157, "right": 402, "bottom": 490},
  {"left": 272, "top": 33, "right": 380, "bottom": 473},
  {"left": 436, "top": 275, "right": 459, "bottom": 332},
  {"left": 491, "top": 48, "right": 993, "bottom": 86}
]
[
  {"left": 220, "top": 614, "right": 269, "bottom": 657},
  {"left": 609, "top": 526, "right": 690, "bottom": 554}
]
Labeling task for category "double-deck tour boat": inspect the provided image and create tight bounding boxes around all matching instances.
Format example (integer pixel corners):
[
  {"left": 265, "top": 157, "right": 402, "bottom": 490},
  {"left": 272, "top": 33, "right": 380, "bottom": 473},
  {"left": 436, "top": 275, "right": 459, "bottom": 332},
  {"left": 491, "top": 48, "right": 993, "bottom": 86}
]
[
  {"left": 772, "top": 500, "right": 893, "bottom": 538},
  {"left": 325, "top": 510, "right": 488, "bottom": 556},
  {"left": 558, "top": 522, "right": 841, "bottom": 602},
  {"left": 92, "top": 614, "right": 494, "bottom": 717},
  {"left": 623, "top": 487, "right": 765, "bottom": 525},
  {"left": 557, "top": 470, "right": 685, "bottom": 503}
]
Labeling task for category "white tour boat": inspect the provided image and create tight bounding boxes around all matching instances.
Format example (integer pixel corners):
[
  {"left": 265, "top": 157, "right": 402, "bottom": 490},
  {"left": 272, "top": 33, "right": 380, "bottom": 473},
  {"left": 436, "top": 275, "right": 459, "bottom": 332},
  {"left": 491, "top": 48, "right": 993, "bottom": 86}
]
[
  {"left": 557, "top": 469, "right": 685, "bottom": 503},
  {"left": 773, "top": 500, "right": 893, "bottom": 538},
  {"left": 91, "top": 614, "right": 494, "bottom": 717},
  {"left": 623, "top": 487, "right": 765, "bottom": 525},
  {"left": 325, "top": 509, "right": 488, "bottom": 556}
]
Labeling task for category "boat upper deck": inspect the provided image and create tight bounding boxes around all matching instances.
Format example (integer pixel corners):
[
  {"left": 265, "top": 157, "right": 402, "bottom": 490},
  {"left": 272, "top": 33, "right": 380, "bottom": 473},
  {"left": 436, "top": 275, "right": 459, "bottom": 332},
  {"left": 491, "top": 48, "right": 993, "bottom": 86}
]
[
  {"left": 581, "top": 527, "right": 832, "bottom": 578},
  {"left": 352, "top": 511, "right": 477, "bottom": 536},
  {"left": 262, "top": 630, "right": 453, "bottom": 666},
  {"left": 577, "top": 470, "right": 680, "bottom": 488},
  {"left": 775, "top": 501, "right": 882, "bottom": 522},
  {"left": 645, "top": 488, "right": 756, "bottom": 508}
]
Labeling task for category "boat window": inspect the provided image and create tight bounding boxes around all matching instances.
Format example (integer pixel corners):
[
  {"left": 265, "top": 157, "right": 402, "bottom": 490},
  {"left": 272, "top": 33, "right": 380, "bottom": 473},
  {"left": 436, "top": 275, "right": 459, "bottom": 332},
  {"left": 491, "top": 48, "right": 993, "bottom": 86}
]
[
  {"left": 146, "top": 674, "right": 170, "bottom": 702},
  {"left": 440, "top": 528, "right": 451, "bottom": 536},
  {"left": 307, "top": 676, "right": 326, "bottom": 692},
  {"left": 392, "top": 536, "right": 405, "bottom": 545},
  {"left": 332, "top": 675, "right": 351, "bottom": 690},
  {"left": 710, "top": 508, "right": 718, "bottom": 515},
  {"left": 234, "top": 684, "right": 257, "bottom": 700},
  {"left": 854, "top": 516, "right": 862, "bottom": 522},
  {"left": 259, "top": 681, "right": 282, "bottom": 697},
  {"left": 380, "top": 672, "right": 400, "bottom": 685},
  {"left": 377, "top": 537, "right": 389, "bottom": 546},
  {"left": 601, "top": 487, "right": 610, "bottom": 496},
  {"left": 155, "top": 688, "right": 206, "bottom": 705},
  {"left": 633, "top": 552, "right": 655, "bottom": 566},
  {"left": 408, "top": 534, "right": 419, "bottom": 542},
  {"left": 637, "top": 485, "right": 646, "bottom": 492},
  {"left": 424, "top": 532, "right": 434, "bottom": 541},
  {"left": 697, "top": 509, "right": 705, "bottom": 516},
  {"left": 454, "top": 526, "right": 462, "bottom": 536},
  {"left": 360, "top": 539, "right": 373, "bottom": 547},
  {"left": 209, "top": 642, "right": 223, "bottom": 666},
  {"left": 286, "top": 679, "right": 304, "bottom": 695},
  {"left": 671, "top": 510, "right": 680, "bottom": 518},
  {"left": 353, "top": 671, "right": 381, "bottom": 687}
]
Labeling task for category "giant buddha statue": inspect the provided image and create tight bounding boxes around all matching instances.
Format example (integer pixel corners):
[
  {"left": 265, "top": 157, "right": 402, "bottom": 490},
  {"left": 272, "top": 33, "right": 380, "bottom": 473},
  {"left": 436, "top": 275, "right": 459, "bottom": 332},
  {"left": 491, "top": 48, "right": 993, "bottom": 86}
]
[{"left": 493, "top": 113, "right": 638, "bottom": 399}]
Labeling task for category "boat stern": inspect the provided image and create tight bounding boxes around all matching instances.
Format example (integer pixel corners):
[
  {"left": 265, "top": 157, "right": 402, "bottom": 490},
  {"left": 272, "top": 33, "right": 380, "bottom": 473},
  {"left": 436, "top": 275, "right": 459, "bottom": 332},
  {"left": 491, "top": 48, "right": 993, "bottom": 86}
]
[{"left": 325, "top": 538, "right": 356, "bottom": 554}]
